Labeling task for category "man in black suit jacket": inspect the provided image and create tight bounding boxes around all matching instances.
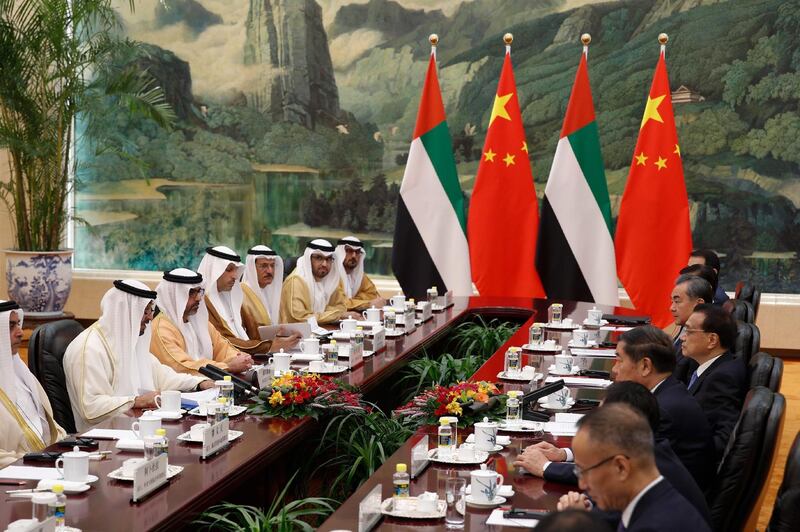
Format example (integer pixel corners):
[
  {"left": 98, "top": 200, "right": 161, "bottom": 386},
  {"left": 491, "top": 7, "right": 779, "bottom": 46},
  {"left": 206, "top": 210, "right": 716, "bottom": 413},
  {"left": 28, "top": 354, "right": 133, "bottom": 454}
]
[
  {"left": 545, "top": 403, "right": 710, "bottom": 532},
  {"left": 609, "top": 325, "right": 715, "bottom": 490},
  {"left": 688, "top": 249, "right": 730, "bottom": 305},
  {"left": 670, "top": 274, "right": 713, "bottom": 373},
  {"left": 514, "top": 382, "right": 710, "bottom": 525},
  {"left": 678, "top": 304, "right": 747, "bottom": 458}
]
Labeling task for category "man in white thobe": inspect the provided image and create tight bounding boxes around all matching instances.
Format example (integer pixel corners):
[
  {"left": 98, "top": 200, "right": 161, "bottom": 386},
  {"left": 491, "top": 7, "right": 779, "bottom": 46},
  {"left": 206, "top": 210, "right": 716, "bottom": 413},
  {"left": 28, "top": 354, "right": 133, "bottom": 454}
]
[
  {"left": 0, "top": 300, "right": 66, "bottom": 468},
  {"left": 64, "top": 280, "right": 215, "bottom": 432}
]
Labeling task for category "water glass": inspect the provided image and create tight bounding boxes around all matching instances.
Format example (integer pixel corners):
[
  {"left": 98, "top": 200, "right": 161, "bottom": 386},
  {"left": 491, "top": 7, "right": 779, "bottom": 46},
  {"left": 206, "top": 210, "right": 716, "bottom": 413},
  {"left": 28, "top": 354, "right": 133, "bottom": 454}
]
[{"left": 445, "top": 477, "right": 466, "bottom": 528}]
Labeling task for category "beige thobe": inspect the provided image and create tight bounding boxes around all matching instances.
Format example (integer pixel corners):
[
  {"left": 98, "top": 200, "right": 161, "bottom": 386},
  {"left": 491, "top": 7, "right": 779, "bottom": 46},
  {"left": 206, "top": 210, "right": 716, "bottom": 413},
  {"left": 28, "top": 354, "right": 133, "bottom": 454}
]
[
  {"left": 0, "top": 387, "right": 65, "bottom": 468},
  {"left": 279, "top": 273, "right": 347, "bottom": 324}
]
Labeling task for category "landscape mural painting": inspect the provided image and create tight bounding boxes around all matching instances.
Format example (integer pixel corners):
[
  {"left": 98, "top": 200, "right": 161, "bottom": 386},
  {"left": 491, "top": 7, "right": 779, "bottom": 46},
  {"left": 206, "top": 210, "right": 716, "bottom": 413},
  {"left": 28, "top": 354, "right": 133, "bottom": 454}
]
[{"left": 75, "top": 0, "right": 800, "bottom": 293}]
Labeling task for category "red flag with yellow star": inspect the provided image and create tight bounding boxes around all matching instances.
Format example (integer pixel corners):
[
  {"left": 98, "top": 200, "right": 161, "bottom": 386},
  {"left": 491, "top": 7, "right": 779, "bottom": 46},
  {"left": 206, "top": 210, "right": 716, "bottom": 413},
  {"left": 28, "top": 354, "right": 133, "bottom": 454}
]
[
  {"left": 615, "top": 48, "right": 691, "bottom": 327},
  {"left": 467, "top": 49, "right": 545, "bottom": 297}
]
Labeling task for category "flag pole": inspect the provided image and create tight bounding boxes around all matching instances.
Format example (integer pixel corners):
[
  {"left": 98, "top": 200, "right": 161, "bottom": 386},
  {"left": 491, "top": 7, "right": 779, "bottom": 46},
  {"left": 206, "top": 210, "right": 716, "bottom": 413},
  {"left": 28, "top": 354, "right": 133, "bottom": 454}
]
[
  {"left": 581, "top": 33, "right": 591, "bottom": 58},
  {"left": 429, "top": 33, "right": 438, "bottom": 62},
  {"left": 504, "top": 32, "right": 513, "bottom": 55},
  {"left": 659, "top": 32, "right": 668, "bottom": 56}
]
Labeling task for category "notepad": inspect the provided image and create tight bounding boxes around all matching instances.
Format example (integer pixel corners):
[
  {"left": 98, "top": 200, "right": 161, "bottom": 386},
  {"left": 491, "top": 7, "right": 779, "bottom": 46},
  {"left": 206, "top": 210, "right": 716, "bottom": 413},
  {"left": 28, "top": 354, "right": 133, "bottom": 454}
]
[
  {"left": 80, "top": 429, "right": 137, "bottom": 440},
  {"left": 180, "top": 388, "right": 219, "bottom": 408},
  {"left": 544, "top": 422, "right": 578, "bottom": 436},
  {"left": 545, "top": 376, "right": 612, "bottom": 388},
  {"left": 0, "top": 466, "right": 61, "bottom": 481},
  {"left": 485, "top": 509, "right": 540, "bottom": 528}
]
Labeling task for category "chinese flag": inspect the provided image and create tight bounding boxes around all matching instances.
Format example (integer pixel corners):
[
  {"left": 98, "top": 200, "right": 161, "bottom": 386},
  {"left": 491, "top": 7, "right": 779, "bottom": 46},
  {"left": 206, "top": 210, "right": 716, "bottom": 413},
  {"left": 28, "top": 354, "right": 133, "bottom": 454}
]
[
  {"left": 468, "top": 50, "right": 545, "bottom": 298},
  {"left": 615, "top": 49, "right": 691, "bottom": 327}
]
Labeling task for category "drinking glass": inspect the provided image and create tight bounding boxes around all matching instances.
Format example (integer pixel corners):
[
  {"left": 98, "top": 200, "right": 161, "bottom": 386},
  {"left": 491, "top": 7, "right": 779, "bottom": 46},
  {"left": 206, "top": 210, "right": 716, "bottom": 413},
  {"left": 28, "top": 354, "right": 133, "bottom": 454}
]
[{"left": 445, "top": 477, "right": 466, "bottom": 528}]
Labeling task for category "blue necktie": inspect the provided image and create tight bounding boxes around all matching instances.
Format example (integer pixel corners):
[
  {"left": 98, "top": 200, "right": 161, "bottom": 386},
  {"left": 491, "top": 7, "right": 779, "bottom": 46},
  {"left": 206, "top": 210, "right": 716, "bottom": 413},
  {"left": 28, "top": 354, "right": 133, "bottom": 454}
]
[{"left": 688, "top": 370, "right": 699, "bottom": 390}]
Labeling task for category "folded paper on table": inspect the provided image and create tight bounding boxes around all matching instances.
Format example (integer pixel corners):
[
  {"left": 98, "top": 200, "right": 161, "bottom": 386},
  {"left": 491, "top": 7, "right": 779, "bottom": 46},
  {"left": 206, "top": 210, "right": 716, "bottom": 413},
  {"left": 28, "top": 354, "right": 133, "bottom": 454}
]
[
  {"left": 180, "top": 388, "right": 219, "bottom": 408},
  {"left": 81, "top": 429, "right": 138, "bottom": 440},
  {"left": 545, "top": 376, "right": 612, "bottom": 388},
  {"left": 0, "top": 466, "right": 62, "bottom": 481},
  {"left": 554, "top": 413, "right": 584, "bottom": 423},
  {"left": 544, "top": 422, "right": 579, "bottom": 436},
  {"left": 115, "top": 439, "right": 145, "bottom": 451},
  {"left": 600, "top": 325, "right": 633, "bottom": 332},
  {"left": 485, "top": 509, "right": 540, "bottom": 528},
  {"left": 569, "top": 348, "right": 616, "bottom": 358}
]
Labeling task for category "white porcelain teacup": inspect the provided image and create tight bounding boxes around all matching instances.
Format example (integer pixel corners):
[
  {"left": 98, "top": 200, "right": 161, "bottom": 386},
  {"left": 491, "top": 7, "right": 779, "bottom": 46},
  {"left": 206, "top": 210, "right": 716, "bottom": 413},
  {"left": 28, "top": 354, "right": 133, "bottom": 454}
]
[
  {"left": 554, "top": 354, "right": 574, "bottom": 374},
  {"left": 457, "top": 445, "right": 476, "bottom": 462},
  {"left": 121, "top": 458, "right": 146, "bottom": 478},
  {"left": 546, "top": 388, "right": 572, "bottom": 408},
  {"left": 55, "top": 448, "right": 90, "bottom": 482},
  {"left": 155, "top": 390, "right": 181, "bottom": 412},
  {"left": 562, "top": 318, "right": 574, "bottom": 327},
  {"left": 473, "top": 417, "right": 498, "bottom": 452},
  {"left": 470, "top": 466, "right": 504, "bottom": 503},
  {"left": 362, "top": 307, "right": 381, "bottom": 322},
  {"left": 190, "top": 423, "right": 210, "bottom": 440},
  {"left": 572, "top": 329, "right": 590, "bottom": 347},
  {"left": 131, "top": 413, "right": 161, "bottom": 440},
  {"left": 309, "top": 359, "right": 327, "bottom": 372},
  {"left": 269, "top": 351, "right": 291, "bottom": 373},
  {"left": 587, "top": 307, "right": 604, "bottom": 324},
  {"left": 299, "top": 337, "right": 320, "bottom": 354},
  {"left": 390, "top": 294, "right": 406, "bottom": 309},
  {"left": 416, "top": 492, "right": 438, "bottom": 513},
  {"left": 339, "top": 318, "right": 358, "bottom": 333}
]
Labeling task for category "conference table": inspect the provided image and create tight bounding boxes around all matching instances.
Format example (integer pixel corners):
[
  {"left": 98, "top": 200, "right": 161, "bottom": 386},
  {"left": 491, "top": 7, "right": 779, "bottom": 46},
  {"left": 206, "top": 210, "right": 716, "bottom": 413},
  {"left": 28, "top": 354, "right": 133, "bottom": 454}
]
[{"left": 0, "top": 297, "right": 636, "bottom": 531}]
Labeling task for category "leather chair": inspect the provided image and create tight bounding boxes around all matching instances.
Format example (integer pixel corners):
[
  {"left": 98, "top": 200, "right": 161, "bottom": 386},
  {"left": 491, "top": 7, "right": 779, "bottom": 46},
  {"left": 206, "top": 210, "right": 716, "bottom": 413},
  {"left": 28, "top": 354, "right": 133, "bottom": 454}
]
[
  {"left": 750, "top": 287, "right": 761, "bottom": 321},
  {"left": 27, "top": 320, "right": 84, "bottom": 434},
  {"left": 769, "top": 356, "right": 784, "bottom": 393},
  {"left": 735, "top": 281, "right": 754, "bottom": 302},
  {"left": 748, "top": 352, "right": 773, "bottom": 390},
  {"left": 768, "top": 430, "right": 800, "bottom": 531},
  {"left": 283, "top": 256, "right": 297, "bottom": 279},
  {"left": 734, "top": 321, "right": 757, "bottom": 365},
  {"left": 729, "top": 300, "right": 754, "bottom": 323},
  {"left": 707, "top": 387, "right": 782, "bottom": 531}
]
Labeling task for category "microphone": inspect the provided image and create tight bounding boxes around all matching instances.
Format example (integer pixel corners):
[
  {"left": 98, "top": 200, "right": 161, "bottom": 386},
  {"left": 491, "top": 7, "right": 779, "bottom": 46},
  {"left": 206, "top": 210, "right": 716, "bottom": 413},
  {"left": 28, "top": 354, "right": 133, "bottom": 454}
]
[{"left": 199, "top": 365, "right": 258, "bottom": 396}]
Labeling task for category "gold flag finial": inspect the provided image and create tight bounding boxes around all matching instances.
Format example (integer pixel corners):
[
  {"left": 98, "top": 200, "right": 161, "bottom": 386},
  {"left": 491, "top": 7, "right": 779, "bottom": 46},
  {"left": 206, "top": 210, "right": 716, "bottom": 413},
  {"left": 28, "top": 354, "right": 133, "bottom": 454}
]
[
  {"left": 429, "top": 34, "right": 439, "bottom": 46},
  {"left": 581, "top": 33, "right": 591, "bottom": 46},
  {"left": 658, "top": 33, "right": 669, "bottom": 45},
  {"left": 503, "top": 33, "right": 513, "bottom": 45}
]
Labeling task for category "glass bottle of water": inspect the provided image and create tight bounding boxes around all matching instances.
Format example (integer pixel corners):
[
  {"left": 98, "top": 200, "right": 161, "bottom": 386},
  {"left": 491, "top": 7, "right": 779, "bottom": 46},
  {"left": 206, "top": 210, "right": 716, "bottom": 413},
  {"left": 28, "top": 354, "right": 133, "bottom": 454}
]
[
  {"left": 506, "top": 390, "right": 522, "bottom": 422},
  {"left": 352, "top": 326, "right": 364, "bottom": 358},
  {"left": 393, "top": 463, "right": 410, "bottom": 499},
  {"left": 437, "top": 418, "right": 453, "bottom": 459},
  {"left": 216, "top": 376, "right": 234, "bottom": 413},
  {"left": 505, "top": 347, "right": 522, "bottom": 375},
  {"left": 427, "top": 286, "right": 438, "bottom": 304},
  {"left": 528, "top": 322, "right": 544, "bottom": 345},
  {"left": 384, "top": 309, "right": 396, "bottom": 331},
  {"left": 214, "top": 397, "right": 228, "bottom": 424},
  {"left": 154, "top": 428, "right": 169, "bottom": 463},
  {"left": 50, "top": 484, "right": 66, "bottom": 529}
]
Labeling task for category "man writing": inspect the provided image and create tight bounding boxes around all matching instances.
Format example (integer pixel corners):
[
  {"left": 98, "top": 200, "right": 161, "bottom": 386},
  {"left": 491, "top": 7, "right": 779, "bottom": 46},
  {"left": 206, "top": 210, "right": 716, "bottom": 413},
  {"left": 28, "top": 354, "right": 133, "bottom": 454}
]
[
  {"left": 150, "top": 268, "right": 253, "bottom": 375},
  {"left": 280, "top": 239, "right": 355, "bottom": 324},
  {"left": 335, "top": 236, "right": 386, "bottom": 311},
  {"left": 65, "top": 280, "right": 215, "bottom": 431},
  {"left": 0, "top": 300, "right": 66, "bottom": 468}
]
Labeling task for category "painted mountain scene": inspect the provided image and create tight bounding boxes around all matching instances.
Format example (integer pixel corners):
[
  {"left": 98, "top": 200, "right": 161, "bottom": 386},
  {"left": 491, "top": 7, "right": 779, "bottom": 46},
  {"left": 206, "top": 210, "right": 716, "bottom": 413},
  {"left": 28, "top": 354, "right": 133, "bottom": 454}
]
[{"left": 76, "top": 0, "right": 800, "bottom": 293}]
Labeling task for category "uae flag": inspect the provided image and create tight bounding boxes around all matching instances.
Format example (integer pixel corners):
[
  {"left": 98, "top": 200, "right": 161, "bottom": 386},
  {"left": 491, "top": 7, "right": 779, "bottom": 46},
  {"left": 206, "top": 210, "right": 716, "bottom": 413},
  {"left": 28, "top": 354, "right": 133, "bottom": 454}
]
[
  {"left": 468, "top": 46, "right": 545, "bottom": 298},
  {"left": 536, "top": 48, "right": 619, "bottom": 305},
  {"left": 392, "top": 48, "right": 472, "bottom": 300},
  {"left": 615, "top": 44, "right": 692, "bottom": 327}
]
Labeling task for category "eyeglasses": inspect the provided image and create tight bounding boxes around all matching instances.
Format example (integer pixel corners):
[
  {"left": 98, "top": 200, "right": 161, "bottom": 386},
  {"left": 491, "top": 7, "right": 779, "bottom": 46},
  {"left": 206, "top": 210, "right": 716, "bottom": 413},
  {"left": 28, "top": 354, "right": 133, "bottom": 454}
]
[
  {"left": 682, "top": 328, "right": 709, "bottom": 335},
  {"left": 573, "top": 454, "right": 628, "bottom": 479},
  {"left": 310, "top": 255, "right": 334, "bottom": 264},
  {"left": 188, "top": 288, "right": 206, "bottom": 298}
]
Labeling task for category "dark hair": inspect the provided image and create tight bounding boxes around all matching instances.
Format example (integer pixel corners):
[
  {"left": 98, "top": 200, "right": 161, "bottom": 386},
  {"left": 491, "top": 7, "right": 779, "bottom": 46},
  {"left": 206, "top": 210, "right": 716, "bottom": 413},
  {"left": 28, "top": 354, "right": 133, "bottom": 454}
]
[
  {"left": 535, "top": 509, "right": 614, "bottom": 532},
  {"left": 692, "top": 303, "right": 737, "bottom": 350},
  {"left": 690, "top": 249, "right": 721, "bottom": 272},
  {"left": 603, "top": 381, "right": 661, "bottom": 432},
  {"left": 618, "top": 325, "right": 676, "bottom": 373},
  {"left": 576, "top": 403, "right": 654, "bottom": 459},
  {"left": 675, "top": 273, "right": 713, "bottom": 304},
  {"left": 679, "top": 263, "right": 719, "bottom": 294}
]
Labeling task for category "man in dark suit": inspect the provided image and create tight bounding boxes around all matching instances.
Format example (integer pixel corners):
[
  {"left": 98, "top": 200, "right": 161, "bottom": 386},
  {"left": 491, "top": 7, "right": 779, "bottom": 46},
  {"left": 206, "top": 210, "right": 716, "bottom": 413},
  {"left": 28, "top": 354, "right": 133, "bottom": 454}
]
[
  {"left": 688, "top": 249, "right": 729, "bottom": 305},
  {"left": 610, "top": 325, "right": 715, "bottom": 490},
  {"left": 515, "top": 382, "right": 710, "bottom": 525},
  {"left": 670, "top": 274, "right": 713, "bottom": 377},
  {"left": 548, "top": 403, "right": 710, "bottom": 531},
  {"left": 679, "top": 303, "right": 747, "bottom": 458}
]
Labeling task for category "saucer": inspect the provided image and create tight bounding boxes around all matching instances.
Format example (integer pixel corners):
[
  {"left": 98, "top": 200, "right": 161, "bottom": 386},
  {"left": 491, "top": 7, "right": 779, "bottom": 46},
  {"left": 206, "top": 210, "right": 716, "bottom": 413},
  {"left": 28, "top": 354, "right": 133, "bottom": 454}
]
[
  {"left": 147, "top": 409, "right": 185, "bottom": 420},
  {"left": 544, "top": 322, "right": 579, "bottom": 330},
  {"left": 582, "top": 319, "right": 608, "bottom": 328},
  {"left": 338, "top": 350, "right": 375, "bottom": 358},
  {"left": 540, "top": 402, "right": 575, "bottom": 412},
  {"left": 380, "top": 497, "right": 446, "bottom": 519},
  {"left": 189, "top": 405, "right": 247, "bottom": 417},
  {"left": 465, "top": 494, "right": 506, "bottom": 508},
  {"left": 108, "top": 465, "right": 183, "bottom": 482},
  {"left": 290, "top": 353, "right": 324, "bottom": 362},
  {"left": 461, "top": 442, "right": 504, "bottom": 453},
  {"left": 301, "top": 365, "right": 349, "bottom": 375},
  {"left": 384, "top": 328, "right": 405, "bottom": 338},
  {"left": 428, "top": 447, "right": 489, "bottom": 465},
  {"left": 498, "top": 420, "right": 545, "bottom": 433},
  {"left": 567, "top": 340, "right": 598, "bottom": 348},
  {"left": 177, "top": 429, "right": 243, "bottom": 443},
  {"left": 497, "top": 370, "right": 541, "bottom": 382},
  {"left": 521, "top": 343, "right": 561, "bottom": 352},
  {"left": 58, "top": 474, "right": 98, "bottom": 484},
  {"left": 465, "top": 434, "right": 511, "bottom": 446},
  {"left": 547, "top": 364, "right": 581, "bottom": 376},
  {"left": 37, "top": 480, "right": 91, "bottom": 494}
]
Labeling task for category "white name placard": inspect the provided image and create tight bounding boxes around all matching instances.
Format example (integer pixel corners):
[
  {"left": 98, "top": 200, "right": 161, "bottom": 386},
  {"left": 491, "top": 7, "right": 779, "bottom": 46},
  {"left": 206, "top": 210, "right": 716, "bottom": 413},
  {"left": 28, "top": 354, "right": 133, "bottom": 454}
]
[
  {"left": 403, "top": 309, "right": 416, "bottom": 334},
  {"left": 369, "top": 326, "right": 386, "bottom": 352},
  {"left": 417, "top": 301, "right": 433, "bottom": 322},
  {"left": 256, "top": 365, "right": 274, "bottom": 389},
  {"left": 202, "top": 418, "right": 230, "bottom": 459},
  {"left": 132, "top": 453, "right": 168, "bottom": 503},
  {"left": 358, "top": 483, "right": 383, "bottom": 532},
  {"left": 410, "top": 434, "right": 430, "bottom": 479}
]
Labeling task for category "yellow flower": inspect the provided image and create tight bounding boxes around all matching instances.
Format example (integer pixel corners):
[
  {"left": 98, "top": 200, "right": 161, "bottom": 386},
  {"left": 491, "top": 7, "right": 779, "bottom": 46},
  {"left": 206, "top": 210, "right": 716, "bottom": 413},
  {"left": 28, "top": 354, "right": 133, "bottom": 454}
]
[
  {"left": 269, "top": 391, "right": 285, "bottom": 406},
  {"left": 446, "top": 399, "right": 463, "bottom": 416},
  {"left": 466, "top": 389, "right": 476, "bottom": 398}
]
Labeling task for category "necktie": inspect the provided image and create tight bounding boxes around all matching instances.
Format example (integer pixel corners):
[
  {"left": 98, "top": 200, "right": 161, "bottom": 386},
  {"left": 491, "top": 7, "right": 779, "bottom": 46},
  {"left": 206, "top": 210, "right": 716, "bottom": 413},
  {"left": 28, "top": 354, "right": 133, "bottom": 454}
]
[
  {"left": 688, "top": 370, "right": 699, "bottom": 390},
  {"left": 617, "top": 522, "right": 627, "bottom": 532}
]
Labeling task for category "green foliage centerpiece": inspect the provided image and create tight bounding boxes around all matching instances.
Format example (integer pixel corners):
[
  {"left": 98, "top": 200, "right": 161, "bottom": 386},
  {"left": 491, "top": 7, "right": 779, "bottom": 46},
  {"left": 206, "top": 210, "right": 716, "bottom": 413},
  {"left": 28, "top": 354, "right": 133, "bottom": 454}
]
[
  {"left": 248, "top": 373, "right": 367, "bottom": 419},
  {"left": 394, "top": 381, "right": 506, "bottom": 428}
]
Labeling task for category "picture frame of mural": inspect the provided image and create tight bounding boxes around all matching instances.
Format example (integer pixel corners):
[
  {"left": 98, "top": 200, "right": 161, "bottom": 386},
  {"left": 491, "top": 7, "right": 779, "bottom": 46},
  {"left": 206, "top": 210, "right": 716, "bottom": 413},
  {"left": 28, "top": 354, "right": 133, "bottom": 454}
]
[{"left": 75, "top": 0, "right": 800, "bottom": 293}]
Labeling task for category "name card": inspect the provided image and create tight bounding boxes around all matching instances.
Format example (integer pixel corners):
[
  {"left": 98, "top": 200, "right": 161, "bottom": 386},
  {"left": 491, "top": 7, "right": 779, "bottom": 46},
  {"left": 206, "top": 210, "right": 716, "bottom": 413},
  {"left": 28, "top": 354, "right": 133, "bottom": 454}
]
[
  {"left": 444, "top": 290, "right": 454, "bottom": 307},
  {"left": 256, "top": 365, "right": 274, "bottom": 389},
  {"left": 403, "top": 309, "right": 416, "bottom": 334},
  {"left": 202, "top": 418, "right": 230, "bottom": 460},
  {"left": 417, "top": 301, "right": 433, "bottom": 322},
  {"left": 358, "top": 483, "right": 383, "bottom": 532},
  {"left": 410, "top": 434, "right": 430, "bottom": 479},
  {"left": 368, "top": 326, "right": 386, "bottom": 352},
  {"left": 132, "top": 453, "right": 168, "bottom": 503},
  {"left": 349, "top": 344, "right": 363, "bottom": 368}
]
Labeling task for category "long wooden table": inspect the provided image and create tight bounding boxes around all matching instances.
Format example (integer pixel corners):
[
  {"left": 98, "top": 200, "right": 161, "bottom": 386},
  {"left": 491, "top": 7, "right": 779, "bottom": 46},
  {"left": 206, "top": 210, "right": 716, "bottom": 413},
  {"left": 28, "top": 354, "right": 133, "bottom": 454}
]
[
  {"left": 0, "top": 297, "right": 542, "bottom": 531},
  {"left": 319, "top": 300, "right": 632, "bottom": 530}
]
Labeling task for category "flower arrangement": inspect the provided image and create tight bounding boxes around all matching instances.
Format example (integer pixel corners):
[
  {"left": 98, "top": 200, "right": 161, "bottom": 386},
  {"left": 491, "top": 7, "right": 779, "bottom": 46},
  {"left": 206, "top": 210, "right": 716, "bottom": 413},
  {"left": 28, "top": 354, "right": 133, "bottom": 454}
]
[
  {"left": 248, "top": 373, "right": 367, "bottom": 419},
  {"left": 394, "top": 381, "right": 506, "bottom": 427}
]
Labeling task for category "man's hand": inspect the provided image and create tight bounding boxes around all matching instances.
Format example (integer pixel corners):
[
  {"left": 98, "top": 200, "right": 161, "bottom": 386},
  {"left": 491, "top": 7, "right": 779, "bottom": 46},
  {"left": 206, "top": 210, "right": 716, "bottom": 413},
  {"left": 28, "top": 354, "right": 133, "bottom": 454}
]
[
  {"left": 532, "top": 441, "right": 568, "bottom": 462},
  {"left": 557, "top": 491, "right": 591, "bottom": 512},
  {"left": 133, "top": 391, "right": 159, "bottom": 409},
  {"left": 345, "top": 311, "right": 362, "bottom": 320},
  {"left": 369, "top": 297, "right": 387, "bottom": 308},
  {"left": 272, "top": 333, "right": 301, "bottom": 351},
  {"left": 198, "top": 380, "right": 216, "bottom": 390},
  {"left": 513, "top": 448, "right": 549, "bottom": 477},
  {"left": 227, "top": 353, "right": 254, "bottom": 374}
]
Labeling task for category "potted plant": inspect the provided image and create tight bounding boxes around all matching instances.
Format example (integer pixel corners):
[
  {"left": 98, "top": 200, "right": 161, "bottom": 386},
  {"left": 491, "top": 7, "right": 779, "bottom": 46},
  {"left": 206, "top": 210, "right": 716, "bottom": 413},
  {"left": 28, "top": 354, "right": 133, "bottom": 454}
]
[{"left": 0, "top": 0, "right": 173, "bottom": 315}]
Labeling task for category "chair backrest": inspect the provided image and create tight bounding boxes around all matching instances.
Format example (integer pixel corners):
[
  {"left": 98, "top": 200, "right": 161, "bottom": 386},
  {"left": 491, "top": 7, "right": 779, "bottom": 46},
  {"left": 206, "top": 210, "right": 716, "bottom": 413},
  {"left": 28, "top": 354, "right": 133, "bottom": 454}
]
[
  {"left": 735, "top": 281, "right": 755, "bottom": 302},
  {"left": 746, "top": 393, "right": 786, "bottom": 527},
  {"left": 748, "top": 352, "right": 773, "bottom": 390},
  {"left": 751, "top": 288, "right": 761, "bottom": 321},
  {"left": 707, "top": 386, "right": 774, "bottom": 531},
  {"left": 768, "top": 430, "right": 800, "bottom": 532},
  {"left": 769, "top": 357, "right": 784, "bottom": 394},
  {"left": 734, "top": 321, "right": 755, "bottom": 365},
  {"left": 283, "top": 256, "right": 297, "bottom": 279},
  {"left": 27, "top": 320, "right": 84, "bottom": 434},
  {"left": 750, "top": 322, "right": 761, "bottom": 359},
  {"left": 729, "top": 300, "right": 754, "bottom": 323}
]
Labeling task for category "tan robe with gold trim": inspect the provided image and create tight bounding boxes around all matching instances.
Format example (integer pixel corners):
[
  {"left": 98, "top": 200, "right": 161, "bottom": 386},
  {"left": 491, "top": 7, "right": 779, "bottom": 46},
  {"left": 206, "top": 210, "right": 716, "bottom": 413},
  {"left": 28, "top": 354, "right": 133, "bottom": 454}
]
[
  {"left": 279, "top": 273, "right": 347, "bottom": 324},
  {"left": 0, "top": 387, "right": 65, "bottom": 468},
  {"left": 343, "top": 274, "right": 380, "bottom": 311},
  {"left": 205, "top": 296, "right": 271, "bottom": 354},
  {"left": 150, "top": 314, "right": 240, "bottom": 376},
  {"left": 240, "top": 283, "right": 272, "bottom": 342}
]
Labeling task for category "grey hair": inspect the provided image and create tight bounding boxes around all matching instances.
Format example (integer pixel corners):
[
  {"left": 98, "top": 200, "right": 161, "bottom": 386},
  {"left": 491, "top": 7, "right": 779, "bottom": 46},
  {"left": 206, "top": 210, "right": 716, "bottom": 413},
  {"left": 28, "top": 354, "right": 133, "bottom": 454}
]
[
  {"left": 675, "top": 273, "right": 713, "bottom": 303},
  {"left": 576, "top": 403, "right": 655, "bottom": 460}
]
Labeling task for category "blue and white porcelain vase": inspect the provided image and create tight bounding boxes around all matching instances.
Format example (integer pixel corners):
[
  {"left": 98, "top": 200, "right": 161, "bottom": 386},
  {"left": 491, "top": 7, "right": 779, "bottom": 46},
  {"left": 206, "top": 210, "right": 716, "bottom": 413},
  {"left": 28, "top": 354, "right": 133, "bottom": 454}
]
[{"left": 4, "top": 250, "right": 73, "bottom": 317}]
